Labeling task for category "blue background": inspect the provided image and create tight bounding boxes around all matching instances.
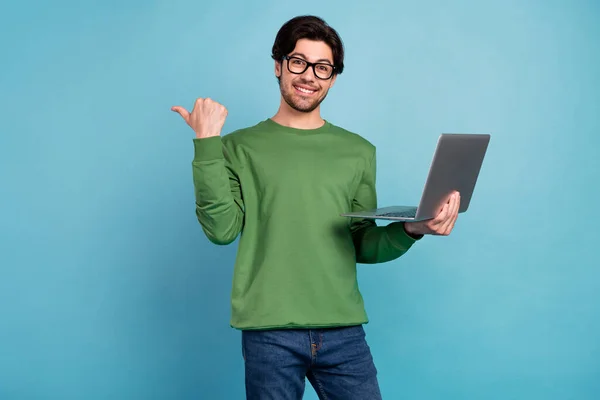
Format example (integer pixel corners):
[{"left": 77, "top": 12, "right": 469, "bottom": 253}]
[{"left": 1, "top": 0, "right": 599, "bottom": 399}]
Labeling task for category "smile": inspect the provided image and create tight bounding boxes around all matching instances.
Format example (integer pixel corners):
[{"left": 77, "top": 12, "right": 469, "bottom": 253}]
[{"left": 294, "top": 85, "right": 317, "bottom": 95}]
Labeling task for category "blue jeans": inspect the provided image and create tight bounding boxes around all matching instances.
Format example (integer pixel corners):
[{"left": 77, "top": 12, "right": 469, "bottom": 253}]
[{"left": 241, "top": 325, "right": 382, "bottom": 399}]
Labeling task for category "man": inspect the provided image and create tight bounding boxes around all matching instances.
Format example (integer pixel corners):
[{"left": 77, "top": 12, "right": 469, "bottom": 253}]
[{"left": 172, "top": 15, "right": 460, "bottom": 400}]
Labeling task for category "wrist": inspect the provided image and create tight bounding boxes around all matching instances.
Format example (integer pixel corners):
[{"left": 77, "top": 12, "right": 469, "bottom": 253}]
[
  {"left": 403, "top": 223, "right": 423, "bottom": 240},
  {"left": 195, "top": 132, "right": 220, "bottom": 139}
]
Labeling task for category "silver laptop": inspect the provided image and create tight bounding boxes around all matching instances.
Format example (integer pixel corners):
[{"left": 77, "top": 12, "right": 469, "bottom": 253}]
[{"left": 341, "top": 133, "right": 491, "bottom": 222}]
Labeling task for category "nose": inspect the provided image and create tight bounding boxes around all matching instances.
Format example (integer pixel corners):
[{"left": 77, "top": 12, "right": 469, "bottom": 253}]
[{"left": 300, "top": 66, "right": 317, "bottom": 82}]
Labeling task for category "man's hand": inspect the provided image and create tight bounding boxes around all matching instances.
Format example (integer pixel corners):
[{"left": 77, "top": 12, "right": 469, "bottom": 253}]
[
  {"left": 405, "top": 191, "right": 461, "bottom": 236},
  {"left": 171, "top": 98, "right": 228, "bottom": 139}
]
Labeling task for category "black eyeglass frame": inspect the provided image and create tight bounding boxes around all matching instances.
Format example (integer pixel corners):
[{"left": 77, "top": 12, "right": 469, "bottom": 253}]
[{"left": 282, "top": 55, "right": 336, "bottom": 80}]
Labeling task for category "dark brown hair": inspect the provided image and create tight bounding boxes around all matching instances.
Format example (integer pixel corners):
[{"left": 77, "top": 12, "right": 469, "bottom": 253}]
[{"left": 271, "top": 15, "right": 345, "bottom": 75}]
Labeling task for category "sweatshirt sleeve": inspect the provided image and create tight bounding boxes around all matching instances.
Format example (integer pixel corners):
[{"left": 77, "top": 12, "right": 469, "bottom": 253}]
[
  {"left": 350, "top": 147, "right": 422, "bottom": 264},
  {"left": 191, "top": 136, "right": 244, "bottom": 245}
]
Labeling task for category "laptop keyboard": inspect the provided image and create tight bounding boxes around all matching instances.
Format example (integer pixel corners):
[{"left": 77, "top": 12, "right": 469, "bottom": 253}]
[{"left": 375, "top": 209, "right": 417, "bottom": 218}]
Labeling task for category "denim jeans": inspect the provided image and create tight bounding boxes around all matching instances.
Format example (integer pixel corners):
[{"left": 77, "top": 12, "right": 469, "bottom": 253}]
[{"left": 241, "top": 324, "right": 382, "bottom": 399}]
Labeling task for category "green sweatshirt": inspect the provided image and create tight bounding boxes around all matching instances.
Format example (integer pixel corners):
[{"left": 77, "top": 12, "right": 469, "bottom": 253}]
[{"left": 191, "top": 118, "right": 420, "bottom": 330}]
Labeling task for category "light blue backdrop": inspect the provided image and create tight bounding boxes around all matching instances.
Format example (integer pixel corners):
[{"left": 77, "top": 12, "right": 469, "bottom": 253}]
[{"left": 1, "top": 0, "right": 598, "bottom": 399}]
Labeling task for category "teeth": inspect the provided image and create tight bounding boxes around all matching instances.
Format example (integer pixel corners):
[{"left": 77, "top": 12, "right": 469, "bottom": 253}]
[{"left": 296, "top": 86, "right": 315, "bottom": 94}]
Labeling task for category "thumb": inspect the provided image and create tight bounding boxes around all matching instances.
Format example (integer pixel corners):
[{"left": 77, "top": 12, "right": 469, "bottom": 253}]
[{"left": 171, "top": 106, "right": 190, "bottom": 123}]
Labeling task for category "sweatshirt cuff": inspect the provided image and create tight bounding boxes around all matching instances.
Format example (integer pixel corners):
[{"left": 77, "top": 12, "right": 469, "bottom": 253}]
[
  {"left": 193, "top": 136, "right": 224, "bottom": 162},
  {"left": 386, "top": 222, "right": 423, "bottom": 247}
]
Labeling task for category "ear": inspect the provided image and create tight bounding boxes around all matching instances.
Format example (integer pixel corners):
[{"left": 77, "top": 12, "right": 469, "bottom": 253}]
[
  {"left": 274, "top": 60, "right": 281, "bottom": 79},
  {"left": 328, "top": 73, "right": 338, "bottom": 88}
]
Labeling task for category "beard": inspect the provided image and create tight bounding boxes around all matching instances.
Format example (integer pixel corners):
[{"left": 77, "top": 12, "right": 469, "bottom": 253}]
[{"left": 279, "top": 79, "right": 329, "bottom": 113}]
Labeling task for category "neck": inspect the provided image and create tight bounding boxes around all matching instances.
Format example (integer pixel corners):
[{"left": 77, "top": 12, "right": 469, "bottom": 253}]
[{"left": 271, "top": 100, "right": 325, "bottom": 130}]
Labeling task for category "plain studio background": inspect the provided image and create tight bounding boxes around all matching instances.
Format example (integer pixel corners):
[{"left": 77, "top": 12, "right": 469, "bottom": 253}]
[{"left": 1, "top": 0, "right": 599, "bottom": 399}]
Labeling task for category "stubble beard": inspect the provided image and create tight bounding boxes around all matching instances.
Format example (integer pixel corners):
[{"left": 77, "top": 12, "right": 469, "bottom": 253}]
[{"left": 279, "top": 79, "right": 329, "bottom": 113}]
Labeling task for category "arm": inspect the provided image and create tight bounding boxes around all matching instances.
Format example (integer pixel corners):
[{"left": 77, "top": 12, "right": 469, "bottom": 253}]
[
  {"left": 350, "top": 148, "right": 422, "bottom": 264},
  {"left": 192, "top": 136, "right": 244, "bottom": 245}
]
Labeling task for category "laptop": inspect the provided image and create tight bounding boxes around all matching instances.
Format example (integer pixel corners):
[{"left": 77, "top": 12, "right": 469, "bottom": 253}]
[{"left": 341, "top": 133, "right": 491, "bottom": 222}]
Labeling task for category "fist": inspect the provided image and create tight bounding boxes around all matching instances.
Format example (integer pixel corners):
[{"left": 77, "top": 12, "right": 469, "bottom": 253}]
[
  {"left": 171, "top": 97, "right": 228, "bottom": 139},
  {"left": 405, "top": 191, "right": 461, "bottom": 236}
]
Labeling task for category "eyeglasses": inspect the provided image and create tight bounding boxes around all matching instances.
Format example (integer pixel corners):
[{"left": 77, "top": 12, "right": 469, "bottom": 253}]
[{"left": 283, "top": 56, "right": 336, "bottom": 80}]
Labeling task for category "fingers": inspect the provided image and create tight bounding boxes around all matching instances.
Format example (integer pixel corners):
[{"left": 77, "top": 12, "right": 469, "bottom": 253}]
[
  {"left": 171, "top": 106, "right": 190, "bottom": 123},
  {"left": 435, "top": 201, "right": 453, "bottom": 235},
  {"left": 427, "top": 194, "right": 452, "bottom": 232},
  {"left": 424, "top": 191, "right": 458, "bottom": 235},
  {"left": 440, "top": 192, "right": 460, "bottom": 235},
  {"left": 413, "top": 191, "right": 461, "bottom": 236}
]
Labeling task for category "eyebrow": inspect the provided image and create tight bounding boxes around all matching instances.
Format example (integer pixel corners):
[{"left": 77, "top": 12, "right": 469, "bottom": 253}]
[{"left": 289, "top": 52, "right": 333, "bottom": 65}]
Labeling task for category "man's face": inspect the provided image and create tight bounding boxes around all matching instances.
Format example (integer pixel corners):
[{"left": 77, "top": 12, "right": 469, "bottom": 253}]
[{"left": 275, "top": 39, "right": 337, "bottom": 113}]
